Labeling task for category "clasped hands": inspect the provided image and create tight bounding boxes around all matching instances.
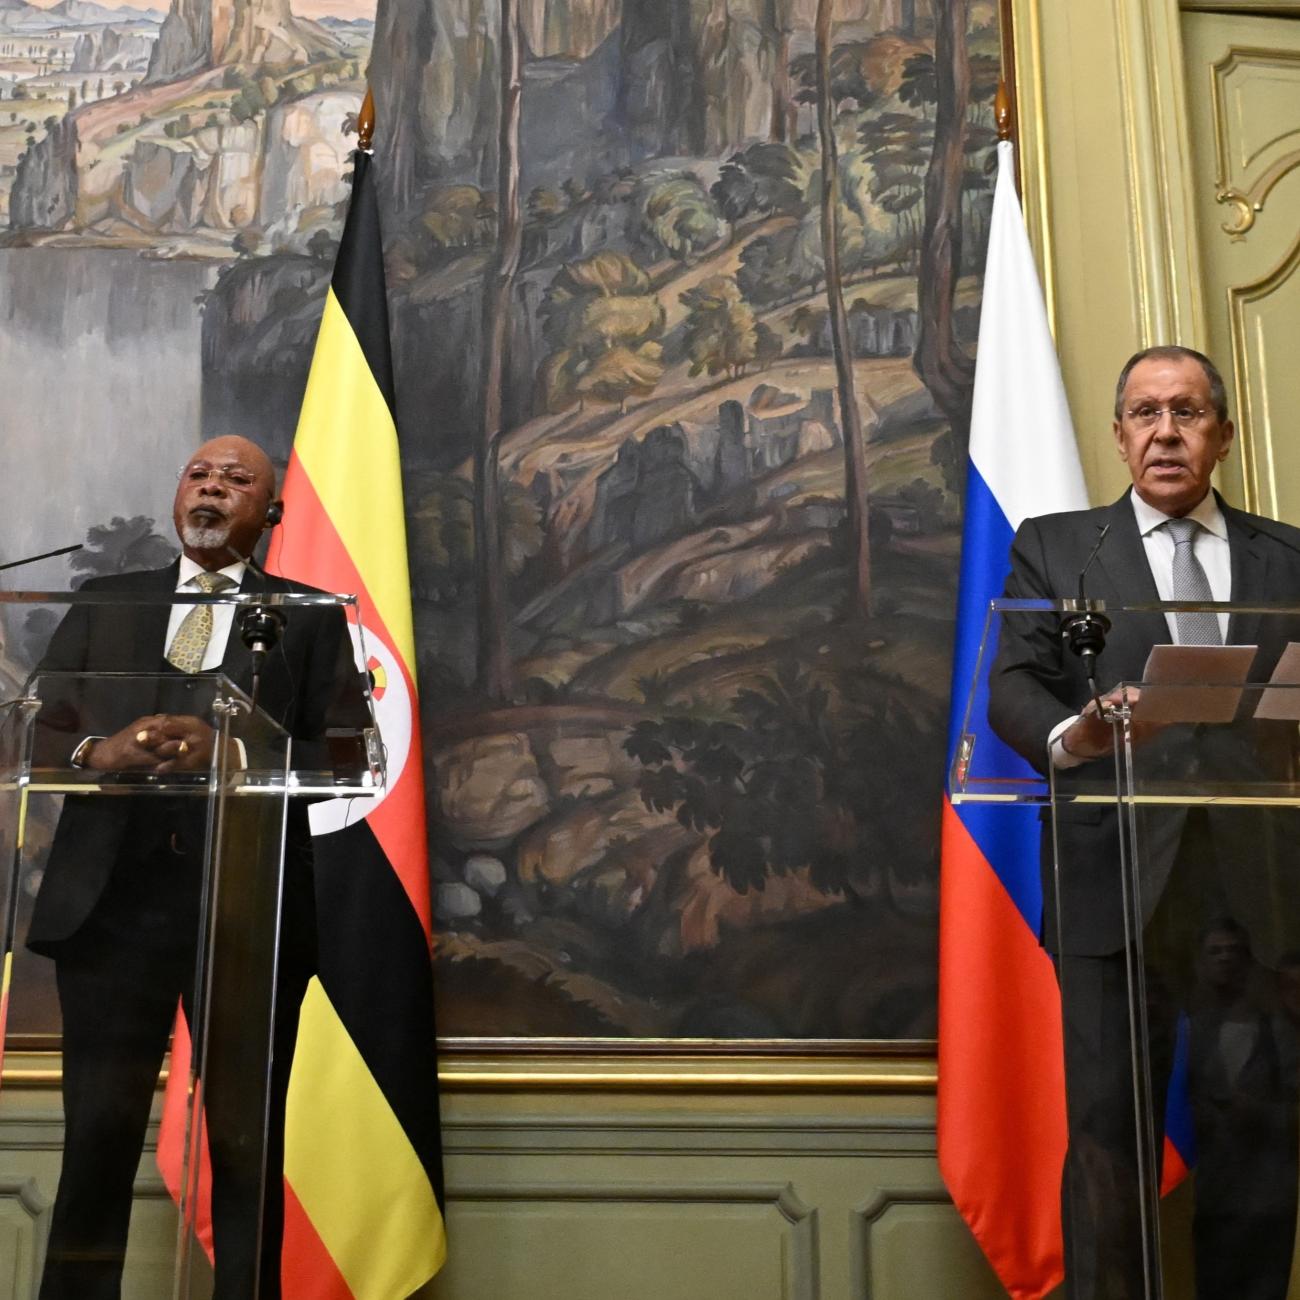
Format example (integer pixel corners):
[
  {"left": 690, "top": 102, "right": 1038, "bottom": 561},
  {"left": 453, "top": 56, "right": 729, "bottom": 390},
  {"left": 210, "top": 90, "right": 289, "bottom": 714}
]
[{"left": 83, "top": 714, "right": 218, "bottom": 775}]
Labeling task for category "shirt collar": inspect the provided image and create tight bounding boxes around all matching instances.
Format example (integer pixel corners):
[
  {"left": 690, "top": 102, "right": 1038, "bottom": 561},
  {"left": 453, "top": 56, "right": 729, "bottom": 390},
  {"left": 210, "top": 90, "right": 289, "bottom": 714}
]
[
  {"left": 176, "top": 555, "right": 246, "bottom": 590},
  {"left": 1129, "top": 486, "right": 1228, "bottom": 542}
]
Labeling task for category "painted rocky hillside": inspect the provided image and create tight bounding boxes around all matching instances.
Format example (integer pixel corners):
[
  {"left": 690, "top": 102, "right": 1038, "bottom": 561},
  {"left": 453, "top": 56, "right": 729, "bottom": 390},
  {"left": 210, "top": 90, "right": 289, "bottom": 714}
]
[
  {"left": 4, "top": 0, "right": 372, "bottom": 251},
  {"left": 197, "top": 0, "right": 1000, "bottom": 1040}
]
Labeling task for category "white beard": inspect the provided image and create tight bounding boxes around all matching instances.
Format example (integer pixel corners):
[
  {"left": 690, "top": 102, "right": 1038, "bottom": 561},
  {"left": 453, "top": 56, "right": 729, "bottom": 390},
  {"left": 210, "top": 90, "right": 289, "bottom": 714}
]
[{"left": 181, "top": 523, "right": 231, "bottom": 550}]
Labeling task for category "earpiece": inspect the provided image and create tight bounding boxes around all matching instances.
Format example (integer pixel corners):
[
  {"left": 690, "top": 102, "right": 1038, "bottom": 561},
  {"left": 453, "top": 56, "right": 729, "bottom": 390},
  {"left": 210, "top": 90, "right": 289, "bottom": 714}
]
[{"left": 265, "top": 500, "right": 284, "bottom": 527}]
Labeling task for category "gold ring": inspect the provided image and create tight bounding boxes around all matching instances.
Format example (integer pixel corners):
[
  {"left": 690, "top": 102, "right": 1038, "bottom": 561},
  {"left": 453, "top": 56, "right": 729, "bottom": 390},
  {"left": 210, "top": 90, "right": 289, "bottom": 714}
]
[
  {"left": 136, "top": 730, "right": 149, "bottom": 744},
  {"left": 178, "top": 740, "right": 190, "bottom": 756}
]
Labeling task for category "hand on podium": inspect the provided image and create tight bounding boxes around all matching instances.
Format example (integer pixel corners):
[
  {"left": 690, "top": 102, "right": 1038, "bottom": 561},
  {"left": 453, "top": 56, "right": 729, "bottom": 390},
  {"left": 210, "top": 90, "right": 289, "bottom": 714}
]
[{"left": 1060, "top": 686, "right": 1165, "bottom": 761}]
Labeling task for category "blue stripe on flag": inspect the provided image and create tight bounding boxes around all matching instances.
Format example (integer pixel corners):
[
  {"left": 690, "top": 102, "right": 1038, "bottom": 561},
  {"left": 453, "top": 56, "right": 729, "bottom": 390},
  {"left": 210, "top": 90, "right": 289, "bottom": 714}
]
[
  {"left": 1164, "top": 1012, "right": 1196, "bottom": 1169},
  {"left": 947, "top": 466, "right": 1046, "bottom": 935}
]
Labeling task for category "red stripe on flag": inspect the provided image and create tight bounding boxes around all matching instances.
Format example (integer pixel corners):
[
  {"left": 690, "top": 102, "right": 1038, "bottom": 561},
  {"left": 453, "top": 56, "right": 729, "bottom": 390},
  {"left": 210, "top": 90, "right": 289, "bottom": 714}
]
[
  {"left": 281, "top": 1180, "right": 357, "bottom": 1300},
  {"left": 265, "top": 452, "right": 432, "bottom": 938},
  {"left": 938, "top": 799, "right": 1066, "bottom": 1299},
  {"left": 1160, "top": 1136, "right": 1190, "bottom": 1196},
  {"left": 156, "top": 1005, "right": 215, "bottom": 1262}
]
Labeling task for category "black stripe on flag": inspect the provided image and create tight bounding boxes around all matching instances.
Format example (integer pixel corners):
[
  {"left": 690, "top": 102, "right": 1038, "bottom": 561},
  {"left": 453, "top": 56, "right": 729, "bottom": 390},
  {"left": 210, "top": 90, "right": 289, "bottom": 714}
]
[
  {"left": 330, "top": 149, "right": 397, "bottom": 419},
  {"left": 312, "top": 819, "right": 445, "bottom": 1206}
]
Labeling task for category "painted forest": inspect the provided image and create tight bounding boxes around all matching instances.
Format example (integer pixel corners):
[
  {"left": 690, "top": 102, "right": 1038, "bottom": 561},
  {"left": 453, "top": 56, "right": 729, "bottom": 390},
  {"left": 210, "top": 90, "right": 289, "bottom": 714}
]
[{"left": 202, "top": 0, "right": 1003, "bottom": 1040}]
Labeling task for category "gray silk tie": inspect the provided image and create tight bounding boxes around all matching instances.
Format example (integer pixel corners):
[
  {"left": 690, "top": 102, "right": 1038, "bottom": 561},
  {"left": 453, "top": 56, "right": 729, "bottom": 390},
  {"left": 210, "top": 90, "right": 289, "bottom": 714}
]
[
  {"left": 166, "top": 571, "right": 235, "bottom": 673},
  {"left": 1166, "top": 517, "right": 1222, "bottom": 646}
]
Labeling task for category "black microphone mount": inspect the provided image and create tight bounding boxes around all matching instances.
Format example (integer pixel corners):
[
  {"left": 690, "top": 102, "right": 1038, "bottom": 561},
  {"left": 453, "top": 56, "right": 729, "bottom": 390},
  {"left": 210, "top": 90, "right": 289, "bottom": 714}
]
[
  {"left": 227, "top": 547, "right": 285, "bottom": 708},
  {"left": 1060, "top": 524, "right": 1112, "bottom": 719}
]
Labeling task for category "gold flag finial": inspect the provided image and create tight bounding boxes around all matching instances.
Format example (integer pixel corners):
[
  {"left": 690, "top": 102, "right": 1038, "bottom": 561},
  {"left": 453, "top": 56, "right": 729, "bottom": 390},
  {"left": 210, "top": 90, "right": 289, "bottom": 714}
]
[
  {"left": 358, "top": 87, "right": 375, "bottom": 151},
  {"left": 994, "top": 79, "right": 1012, "bottom": 142}
]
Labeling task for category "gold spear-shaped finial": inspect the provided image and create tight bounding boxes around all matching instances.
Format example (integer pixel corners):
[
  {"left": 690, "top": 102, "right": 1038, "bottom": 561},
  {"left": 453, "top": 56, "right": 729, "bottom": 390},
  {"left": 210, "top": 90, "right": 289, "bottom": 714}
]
[
  {"left": 995, "top": 79, "right": 1012, "bottom": 143},
  {"left": 357, "top": 86, "right": 375, "bottom": 152}
]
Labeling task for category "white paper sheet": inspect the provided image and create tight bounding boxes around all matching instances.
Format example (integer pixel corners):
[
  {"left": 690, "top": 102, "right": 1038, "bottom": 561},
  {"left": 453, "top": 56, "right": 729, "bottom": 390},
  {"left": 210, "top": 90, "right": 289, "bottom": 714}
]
[
  {"left": 1127, "top": 644, "right": 1259, "bottom": 723},
  {"left": 1254, "top": 642, "right": 1300, "bottom": 720}
]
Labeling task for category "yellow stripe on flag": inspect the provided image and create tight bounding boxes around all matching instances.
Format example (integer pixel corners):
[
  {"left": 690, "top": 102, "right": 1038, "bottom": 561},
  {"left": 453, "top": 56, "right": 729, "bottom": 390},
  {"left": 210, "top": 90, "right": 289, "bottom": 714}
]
[
  {"left": 292, "top": 288, "right": 417, "bottom": 673},
  {"left": 286, "top": 978, "right": 446, "bottom": 1298}
]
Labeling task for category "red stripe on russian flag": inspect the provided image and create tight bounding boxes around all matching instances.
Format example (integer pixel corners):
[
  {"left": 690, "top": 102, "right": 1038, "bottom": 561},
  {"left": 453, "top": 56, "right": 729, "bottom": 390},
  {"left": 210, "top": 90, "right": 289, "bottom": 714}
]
[
  {"left": 1160, "top": 1136, "right": 1190, "bottom": 1196},
  {"left": 938, "top": 799, "right": 1067, "bottom": 1298}
]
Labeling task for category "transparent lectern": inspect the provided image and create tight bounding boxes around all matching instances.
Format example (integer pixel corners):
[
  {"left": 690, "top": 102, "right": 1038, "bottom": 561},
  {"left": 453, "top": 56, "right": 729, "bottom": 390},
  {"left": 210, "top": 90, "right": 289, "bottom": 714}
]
[
  {"left": 952, "top": 596, "right": 1300, "bottom": 1300},
  {"left": 0, "top": 588, "right": 382, "bottom": 1299}
]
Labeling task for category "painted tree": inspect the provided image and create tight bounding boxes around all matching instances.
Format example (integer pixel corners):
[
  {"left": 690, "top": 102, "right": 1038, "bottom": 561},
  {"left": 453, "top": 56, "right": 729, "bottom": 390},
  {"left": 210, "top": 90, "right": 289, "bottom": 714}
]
[
  {"left": 899, "top": 51, "right": 937, "bottom": 118},
  {"left": 711, "top": 142, "right": 806, "bottom": 230},
  {"left": 860, "top": 111, "right": 932, "bottom": 266},
  {"left": 914, "top": 0, "right": 975, "bottom": 467},
  {"left": 474, "top": 0, "right": 523, "bottom": 699},
  {"left": 815, "top": 0, "right": 872, "bottom": 619},
  {"left": 540, "top": 253, "right": 666, "bottom": 415},
  {"left": 409, "top": 474, "right": 542, "bottom": 607},
  {"left": 681, "top": 276, "right": 759, "bottom": 380},
  {"left": 422, "top": 185, "right": 496, "bottom": 252},
  {"left": 635, "top": 173, "right": 725, "bottom": 265},
  {"left": 570, "top": 345, "right": 665, "bottom": 413}
]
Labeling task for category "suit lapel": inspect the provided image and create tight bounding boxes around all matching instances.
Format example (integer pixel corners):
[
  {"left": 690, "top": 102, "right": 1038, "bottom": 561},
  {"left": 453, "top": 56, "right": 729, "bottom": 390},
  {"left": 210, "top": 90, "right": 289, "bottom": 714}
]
[
  {"left": 1221, "top": 496, "right": 1270, "bottom": 647},
  {"left": 215, "top": 569, "right": 253, "bottom": 692},
  {"left": 129, "top": 562, "right": 181, "bottom": 667},
  {"left": 1092, "top": 492, "right": 1170, "bottom": 654}
]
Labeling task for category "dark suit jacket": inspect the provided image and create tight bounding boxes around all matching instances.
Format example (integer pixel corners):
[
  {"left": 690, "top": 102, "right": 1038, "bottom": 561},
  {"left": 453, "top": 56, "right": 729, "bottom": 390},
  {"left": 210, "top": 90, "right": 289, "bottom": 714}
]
[
  {"left": 26, "top": 560, "right": 367, "bottom": 956},
  {"left": 987, "top": 489, "right": 1300, "bottom": 957}
]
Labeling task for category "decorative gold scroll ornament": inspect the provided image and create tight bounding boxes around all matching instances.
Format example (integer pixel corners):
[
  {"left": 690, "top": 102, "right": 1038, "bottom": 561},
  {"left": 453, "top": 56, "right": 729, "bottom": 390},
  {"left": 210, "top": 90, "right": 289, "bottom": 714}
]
[{"left": 1216, "top": 150, "right": 1300, "bottom": 239}]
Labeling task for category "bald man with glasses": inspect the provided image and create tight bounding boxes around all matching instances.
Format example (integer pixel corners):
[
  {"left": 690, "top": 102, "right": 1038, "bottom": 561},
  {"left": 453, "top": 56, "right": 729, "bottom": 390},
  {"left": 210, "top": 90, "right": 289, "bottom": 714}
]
[{"left": 30, "top": 436, "right": 367, "bottom": 1300}]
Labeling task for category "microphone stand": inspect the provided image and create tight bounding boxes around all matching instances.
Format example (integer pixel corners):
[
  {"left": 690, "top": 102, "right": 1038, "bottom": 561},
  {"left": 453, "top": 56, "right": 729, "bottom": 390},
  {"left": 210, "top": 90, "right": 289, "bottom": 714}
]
[
  {"left": 0, "top": 542, "right": 83, "bottom": 572},
  {"left": 1059, "top": 524, "right": 1113, "bottom": 720},
  {"left": 227, "top": 547, "right": 285, "bottom": 709}
]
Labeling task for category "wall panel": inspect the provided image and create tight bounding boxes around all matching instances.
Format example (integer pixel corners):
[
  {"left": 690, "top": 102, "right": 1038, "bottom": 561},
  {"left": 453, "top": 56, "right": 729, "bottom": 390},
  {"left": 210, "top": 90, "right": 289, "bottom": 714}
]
[{"left": 1, "top": 1075, "right": 1007, "bottom": 1300}]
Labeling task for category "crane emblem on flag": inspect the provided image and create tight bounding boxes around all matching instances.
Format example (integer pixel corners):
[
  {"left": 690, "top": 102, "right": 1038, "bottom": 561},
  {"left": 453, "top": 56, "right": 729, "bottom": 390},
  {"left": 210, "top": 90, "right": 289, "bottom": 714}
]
[{"left": 309, "top": 622, "right": 411, "bottom": 837}]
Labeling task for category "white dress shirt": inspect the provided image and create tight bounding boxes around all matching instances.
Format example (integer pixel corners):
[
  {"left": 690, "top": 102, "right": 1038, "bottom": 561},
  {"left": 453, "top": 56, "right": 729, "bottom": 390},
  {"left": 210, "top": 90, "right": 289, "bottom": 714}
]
[
  {"left": 165, "top": 557, "right": 246, "bottom": 670},
  {"left": 1050, "top": 488, "right": 1231, "bottom": 767}
]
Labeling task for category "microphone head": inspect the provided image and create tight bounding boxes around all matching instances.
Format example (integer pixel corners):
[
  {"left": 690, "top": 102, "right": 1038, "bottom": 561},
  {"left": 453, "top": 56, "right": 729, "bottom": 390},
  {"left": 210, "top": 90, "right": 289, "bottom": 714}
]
[{"left": 226, "top": 545, "right": 269, "bottom": 578}]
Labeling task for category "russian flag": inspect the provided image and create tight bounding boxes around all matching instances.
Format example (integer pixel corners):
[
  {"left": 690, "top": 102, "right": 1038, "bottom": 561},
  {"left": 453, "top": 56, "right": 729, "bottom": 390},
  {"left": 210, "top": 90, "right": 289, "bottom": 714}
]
[{"left": 937, "top": 138, "right": 1088, "bottom": 1298}]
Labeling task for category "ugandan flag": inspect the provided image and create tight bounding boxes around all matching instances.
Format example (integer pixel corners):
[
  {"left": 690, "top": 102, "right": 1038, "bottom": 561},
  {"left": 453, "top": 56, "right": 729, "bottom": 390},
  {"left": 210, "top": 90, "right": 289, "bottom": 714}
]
[{"left": 265, "top": 142, "right": 446, "bottom": 1296}]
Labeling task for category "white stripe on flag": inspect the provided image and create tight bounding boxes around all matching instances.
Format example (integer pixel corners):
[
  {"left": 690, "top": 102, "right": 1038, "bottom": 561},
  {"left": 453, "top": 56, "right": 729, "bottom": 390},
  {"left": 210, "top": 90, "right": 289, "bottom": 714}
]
[{"left": 971, "top": 141, "right": 1089, "bottom": 529}]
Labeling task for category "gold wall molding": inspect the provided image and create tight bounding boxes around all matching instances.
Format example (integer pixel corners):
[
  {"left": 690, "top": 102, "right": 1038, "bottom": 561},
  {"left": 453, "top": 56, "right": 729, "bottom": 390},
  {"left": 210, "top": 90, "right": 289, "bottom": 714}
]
[
  {"left": 1182, "top": 2, "right": 1300, "bottom": 14},
  {"left": 1209, "top": 44, "right": 1300, "bottom": 236},
  {"left": 1227, "top": 227, "right": 1300, "bottom": 515},
  {"left": 2, "top": 1044, "right": 939, "bottom": 1094}
]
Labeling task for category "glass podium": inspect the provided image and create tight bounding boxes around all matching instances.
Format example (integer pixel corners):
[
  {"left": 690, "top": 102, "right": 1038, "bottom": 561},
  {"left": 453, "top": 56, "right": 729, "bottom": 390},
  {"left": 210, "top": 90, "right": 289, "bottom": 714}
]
[
  {"left": 953, "top": 596, "right": 1300, "bottom": 1300},
  {"left": 0, "top": 588, "right": 382, "bottom": 1299}
]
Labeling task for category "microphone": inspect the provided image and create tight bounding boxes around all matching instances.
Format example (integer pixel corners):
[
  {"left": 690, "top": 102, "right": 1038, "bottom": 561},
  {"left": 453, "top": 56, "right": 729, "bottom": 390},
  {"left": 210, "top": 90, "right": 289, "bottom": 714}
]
[
  {"left": 226, "top": 545, "right": 270, "bottom": 579},
  {"left": 1060, "top": 524, "right": 1112, "bottom": 716},
  {"left": 227, "top": 547, "right": 285, "bottom": 707},
  {"left": 0, "top": 542, "right": 83, "bottom": 573}
]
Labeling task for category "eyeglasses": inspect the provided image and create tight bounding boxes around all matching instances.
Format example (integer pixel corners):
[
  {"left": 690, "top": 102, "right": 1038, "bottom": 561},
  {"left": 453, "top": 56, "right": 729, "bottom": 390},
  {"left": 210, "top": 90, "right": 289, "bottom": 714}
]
[
  {"left": 178, "top": 464, "right": 259, "bottom": 489},
  {"left": 1123, "top": 403, "right": 1211, "bottom": 430}
]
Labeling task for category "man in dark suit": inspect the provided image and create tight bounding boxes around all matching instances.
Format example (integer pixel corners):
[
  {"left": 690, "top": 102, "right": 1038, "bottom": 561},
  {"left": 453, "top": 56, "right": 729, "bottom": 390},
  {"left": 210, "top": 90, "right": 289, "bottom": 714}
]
[
  {"left": 29, "top": 436, "right": 367, "bottom": 1300},
  {"left": 988, "top": 347, "right": 1300, "bottom": 1298}
]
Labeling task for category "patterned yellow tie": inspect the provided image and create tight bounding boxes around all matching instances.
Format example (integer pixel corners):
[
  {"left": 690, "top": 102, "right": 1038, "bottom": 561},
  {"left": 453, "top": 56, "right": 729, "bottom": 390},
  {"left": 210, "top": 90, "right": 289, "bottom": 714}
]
[{"left": 166, "top": 572, "right": 235, "bottom": 673}]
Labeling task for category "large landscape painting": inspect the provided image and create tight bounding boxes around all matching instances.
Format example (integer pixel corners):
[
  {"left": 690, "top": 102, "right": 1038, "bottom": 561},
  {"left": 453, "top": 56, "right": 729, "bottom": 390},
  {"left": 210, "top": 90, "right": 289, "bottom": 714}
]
[{"left": 1, "top": 0, "right": 1001, "bottom": 1042}]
